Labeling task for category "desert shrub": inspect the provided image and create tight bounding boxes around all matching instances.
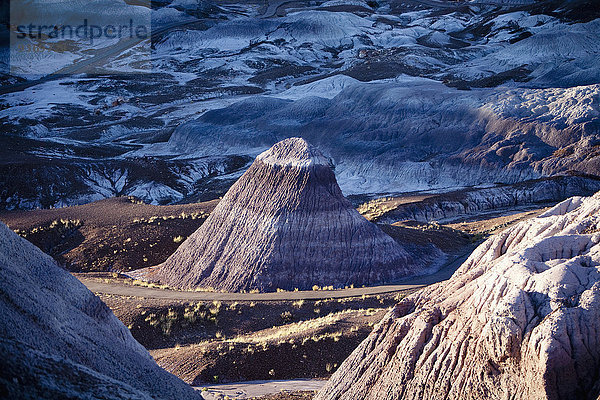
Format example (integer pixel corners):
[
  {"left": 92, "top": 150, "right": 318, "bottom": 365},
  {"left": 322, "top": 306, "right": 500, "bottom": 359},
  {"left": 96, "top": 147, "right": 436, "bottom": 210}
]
[
  {"left": 173, "top": 235, "right": 185, "bottom": 243},
  {"left": 280, "top": 311, "right": 293, "bottom": 323},
  {"left": 183, "top": 302, "right": 218, "bottom": 325},
  {"left": 16, "top": 218, "right": 82, "bottom": 239},
  {"left": 144, "top": 308, "right": 179, "bottom": 336},
  {"left": 293, "top": 300, "right": 305, "bottom": 308}
]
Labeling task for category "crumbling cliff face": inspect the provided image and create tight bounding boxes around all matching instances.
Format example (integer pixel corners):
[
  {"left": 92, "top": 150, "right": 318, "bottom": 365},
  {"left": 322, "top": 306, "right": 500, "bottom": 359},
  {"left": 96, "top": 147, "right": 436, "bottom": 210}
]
[
  {"left": 316, "top": 193, "right": 600, "bottom": 400},
  {"left": 147, "top": 137, "right": 437, "bottom": 292}
]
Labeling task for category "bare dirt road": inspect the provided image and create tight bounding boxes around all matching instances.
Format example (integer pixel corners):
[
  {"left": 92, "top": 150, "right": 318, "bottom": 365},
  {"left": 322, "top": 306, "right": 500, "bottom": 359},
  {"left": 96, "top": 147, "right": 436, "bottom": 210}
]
[
  {"left": 196, "top": 379, "right": 324, "bottom": 399},
  {"left": 78, "top": 246, "right": 475, "bottom": 301}
]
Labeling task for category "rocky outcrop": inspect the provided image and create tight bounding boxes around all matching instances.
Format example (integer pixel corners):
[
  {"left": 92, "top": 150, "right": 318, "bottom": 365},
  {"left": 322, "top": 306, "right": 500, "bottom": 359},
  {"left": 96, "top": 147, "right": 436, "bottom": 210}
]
[
  {"left": 0, "top": 222, "right": 200, "bottom": 400},
  {"left": 144, "top": 138, "right": 436, "bottom": 292},
  {"left": 316, "top": 192, "right": 600, "bottom": 400},
  {"left": 372, "top": 175, "right": 600, "bottom": 224}
]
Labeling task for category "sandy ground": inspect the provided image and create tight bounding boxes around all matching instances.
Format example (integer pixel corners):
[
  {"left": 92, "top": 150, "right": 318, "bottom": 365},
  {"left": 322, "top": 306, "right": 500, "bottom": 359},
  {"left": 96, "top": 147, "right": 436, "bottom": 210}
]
[
  {"left": 196, "top": 379, "right": 325, "bottom": 399},
  {"left": 446, "top": 207, "right": 549, "bottom": 235}
]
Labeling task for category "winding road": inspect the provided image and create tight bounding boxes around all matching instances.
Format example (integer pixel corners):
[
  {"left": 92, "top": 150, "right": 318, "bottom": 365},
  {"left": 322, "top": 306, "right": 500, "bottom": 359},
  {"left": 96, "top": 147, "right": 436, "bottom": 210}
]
[{"left": 79, "top": 246, "right": 475, "bottom": 301}]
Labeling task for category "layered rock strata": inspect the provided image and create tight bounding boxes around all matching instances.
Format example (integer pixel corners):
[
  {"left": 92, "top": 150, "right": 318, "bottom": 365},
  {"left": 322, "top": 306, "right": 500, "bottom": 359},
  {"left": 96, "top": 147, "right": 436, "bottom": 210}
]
[
  {"left": 317, "top": 193, "right": 600, "bottom": 400},
  {"left": 146, "top": 138, "right": 429, "bottom": 292}
]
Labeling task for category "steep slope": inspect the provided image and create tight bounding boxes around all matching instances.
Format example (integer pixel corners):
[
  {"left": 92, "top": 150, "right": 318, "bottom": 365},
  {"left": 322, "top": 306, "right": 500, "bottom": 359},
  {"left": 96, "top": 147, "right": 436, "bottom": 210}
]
[
  {"left": 316, "top": 192, "right": 600, "bottom": 400},
  {"left": 142, "top": 138, "right": 437, "bottom": 292},
  {"left": 0, "top": 222, "right": 200, "bottom": 399}
]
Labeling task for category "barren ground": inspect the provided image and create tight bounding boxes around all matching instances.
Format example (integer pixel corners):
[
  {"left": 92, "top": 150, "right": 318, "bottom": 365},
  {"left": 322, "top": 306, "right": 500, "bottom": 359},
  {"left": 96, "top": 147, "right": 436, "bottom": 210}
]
[
  {"left": 97, "top": 289, "right": 406, "bottom": 384},
  {"left": 0, "top": 194, "right": 477, "bottom": 273},
  {"left": 0, "top": 197, "right": 217, "bottom": 272},
  {"left": 0, "top": 194, "right": 550, "bottom": 392},
  {"left": 445, "top": 207, "right": 550, "bottom": 235}
]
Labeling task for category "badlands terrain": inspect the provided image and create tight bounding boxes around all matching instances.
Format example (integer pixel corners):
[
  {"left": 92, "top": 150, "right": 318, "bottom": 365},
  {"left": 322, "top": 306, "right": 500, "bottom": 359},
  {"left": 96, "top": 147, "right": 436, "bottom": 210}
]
[
  {"left": 0, "top": 221, "right": 201, "bottom": 399},
  {"left": 137, "top": 138, "right": 441, "bottom": 292},
  {"left": 2, "top": 0, "right": 600, "bottom": 398},
  {"left": 5, "top": 180, "right": 600, "bottom": 399},
  {"left": 317, "top": 193, "right": 600, "bottom": 400},
  {"left": 1, "top": 170, "right": 593, "bottom": 399},
  {"left": 1, "top": 0, "right": 599, "bottom": 209}
]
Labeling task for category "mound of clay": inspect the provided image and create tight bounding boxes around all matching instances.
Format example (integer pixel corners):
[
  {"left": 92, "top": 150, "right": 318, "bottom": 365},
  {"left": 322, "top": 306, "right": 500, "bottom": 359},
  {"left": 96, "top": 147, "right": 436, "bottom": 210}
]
[
  {"left": 146, "top": 138, "right": 433, "bottom": 292},
  {"left": 0, "top": 222, "right": 200, "bottom": 400},
  {"left": 316, "top": 193, "right": 600, "bottom": 400}
]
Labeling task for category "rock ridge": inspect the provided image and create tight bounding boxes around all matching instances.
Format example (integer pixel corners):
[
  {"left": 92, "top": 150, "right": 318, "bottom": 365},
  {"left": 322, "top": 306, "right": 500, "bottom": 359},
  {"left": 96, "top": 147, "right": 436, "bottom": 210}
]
[
  {"left": 316, "top": 192, "right": 600, "bottom": 400},
  {"left": 0, "top": 221, "right": 200, "bottom": 399}
]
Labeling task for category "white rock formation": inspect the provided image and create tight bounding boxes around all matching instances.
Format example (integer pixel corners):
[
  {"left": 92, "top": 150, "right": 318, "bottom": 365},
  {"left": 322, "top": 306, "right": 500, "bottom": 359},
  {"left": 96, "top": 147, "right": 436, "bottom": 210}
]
[
  {"left": 373, "top": 175, "right": 600, "bottom": 224},
  {"left": 316, "top": 192, "right": 600, "bottom": 400},
  {"left": 143, "top": 138, "right": 434, "bottom": 292},
  {"left": 0, "top": 222, "right": 200, "bottom": 399}
]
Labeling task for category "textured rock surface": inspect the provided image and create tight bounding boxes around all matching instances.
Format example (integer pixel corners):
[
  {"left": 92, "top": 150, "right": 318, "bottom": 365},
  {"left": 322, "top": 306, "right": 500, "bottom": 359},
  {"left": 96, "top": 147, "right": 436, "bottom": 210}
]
[
  {"left": 145, "top": 138, "right": 435, "bottom": 292},
  {"left": 0, "top": 222, "right": 200, "bottom": 400},
  {"left": 316, "top": 192, "right": 600, "bottom": 400},
  {"left": 163, "top": 80, "right": 600, "bottom": 197},
  {"left": 3, "top": 2, "right": 600, "bottom": 210},
  {"left": 374, "top": 175, "right": 600, "bottom": 224}
]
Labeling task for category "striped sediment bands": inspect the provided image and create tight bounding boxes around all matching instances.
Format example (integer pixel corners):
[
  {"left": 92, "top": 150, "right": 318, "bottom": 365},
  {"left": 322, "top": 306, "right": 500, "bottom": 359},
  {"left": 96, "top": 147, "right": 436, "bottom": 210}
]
[
  {"left": 0, "top": 222, "right": 201, "bottom": 399},
  {"left": 148, "top": 137, "right": 431, "bottom": 292}
]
